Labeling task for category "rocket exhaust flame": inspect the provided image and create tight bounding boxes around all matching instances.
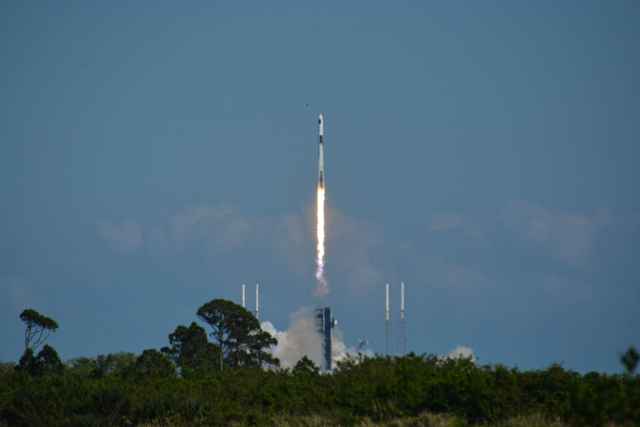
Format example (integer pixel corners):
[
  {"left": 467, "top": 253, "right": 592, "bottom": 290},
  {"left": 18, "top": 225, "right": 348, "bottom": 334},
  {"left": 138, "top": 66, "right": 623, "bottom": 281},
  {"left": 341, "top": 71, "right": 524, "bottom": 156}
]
[
  {"left": 315, "top": 183, "right": 327, "bottom": 296},
  {"left": 315, "top": 113, "right": 328, "bottom": 296}
]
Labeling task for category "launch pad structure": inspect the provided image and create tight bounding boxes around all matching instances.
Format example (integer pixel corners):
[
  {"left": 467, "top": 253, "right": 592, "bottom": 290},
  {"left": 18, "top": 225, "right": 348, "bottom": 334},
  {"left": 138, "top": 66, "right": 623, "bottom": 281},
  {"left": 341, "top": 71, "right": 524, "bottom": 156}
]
[{"left": 315, "top": 306, "right": 336, "bottom": 371}]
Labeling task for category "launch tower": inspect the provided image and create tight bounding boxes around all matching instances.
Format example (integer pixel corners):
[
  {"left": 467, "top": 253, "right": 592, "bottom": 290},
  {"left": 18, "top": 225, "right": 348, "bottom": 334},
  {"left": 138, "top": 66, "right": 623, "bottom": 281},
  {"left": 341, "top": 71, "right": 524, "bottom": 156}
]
[{"left": 315, "top": 306, "right": 336, "bottom": 371}]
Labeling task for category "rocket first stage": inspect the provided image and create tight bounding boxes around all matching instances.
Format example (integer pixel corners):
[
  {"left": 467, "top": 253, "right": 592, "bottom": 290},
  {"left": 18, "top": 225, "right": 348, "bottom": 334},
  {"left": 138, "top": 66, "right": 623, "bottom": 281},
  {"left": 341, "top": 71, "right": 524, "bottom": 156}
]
[{"left": 318, "top": 113, "right": 325, "bottom": 188}]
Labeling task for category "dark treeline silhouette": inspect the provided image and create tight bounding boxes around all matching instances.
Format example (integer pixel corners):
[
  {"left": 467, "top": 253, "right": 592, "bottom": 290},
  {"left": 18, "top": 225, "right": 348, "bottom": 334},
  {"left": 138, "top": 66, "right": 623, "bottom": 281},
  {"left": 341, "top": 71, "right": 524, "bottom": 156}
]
[{"left": 0, "top": 302, "right": 638, "bottom": 426}]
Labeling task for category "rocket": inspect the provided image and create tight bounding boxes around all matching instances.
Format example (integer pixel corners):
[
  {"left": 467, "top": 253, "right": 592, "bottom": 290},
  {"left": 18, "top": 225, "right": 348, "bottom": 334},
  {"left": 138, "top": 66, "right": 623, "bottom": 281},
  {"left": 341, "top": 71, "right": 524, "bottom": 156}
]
[{"left": 318, "top": 113, "right": 325, "bottom": 188}]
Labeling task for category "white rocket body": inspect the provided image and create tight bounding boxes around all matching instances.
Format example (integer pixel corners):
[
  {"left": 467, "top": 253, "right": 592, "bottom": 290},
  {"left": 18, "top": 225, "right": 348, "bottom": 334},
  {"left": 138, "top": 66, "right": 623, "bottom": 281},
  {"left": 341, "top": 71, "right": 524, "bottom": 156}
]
[{"left": 318, "top": 113, "right": 325, "bottom": 188}]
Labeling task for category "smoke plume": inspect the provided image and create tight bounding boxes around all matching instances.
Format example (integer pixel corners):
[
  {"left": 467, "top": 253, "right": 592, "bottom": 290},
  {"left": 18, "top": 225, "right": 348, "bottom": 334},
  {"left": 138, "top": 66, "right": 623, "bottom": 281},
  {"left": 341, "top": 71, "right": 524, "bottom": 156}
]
[
  {"left": 261, "top": 307, "right": 366, "bottom": 369},
  {"left": 446, "top": 345, "right": 476, "bottom": 362}
]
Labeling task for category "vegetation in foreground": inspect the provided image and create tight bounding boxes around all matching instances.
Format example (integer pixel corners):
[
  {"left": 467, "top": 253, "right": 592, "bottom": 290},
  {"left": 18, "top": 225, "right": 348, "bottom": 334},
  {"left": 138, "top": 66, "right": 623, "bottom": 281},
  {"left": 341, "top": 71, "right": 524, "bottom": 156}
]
[{"left": 1, "top": 303, "right": 638, "bottom": 427}]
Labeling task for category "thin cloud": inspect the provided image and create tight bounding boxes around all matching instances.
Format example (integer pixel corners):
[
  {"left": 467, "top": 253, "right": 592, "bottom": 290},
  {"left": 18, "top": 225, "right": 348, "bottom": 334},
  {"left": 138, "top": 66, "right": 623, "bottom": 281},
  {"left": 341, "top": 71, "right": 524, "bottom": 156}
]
[
  {"left": 327, "top": 206, "right": 384, "bottom": 293},
  {"left": 97, "top": 202, "right": 386, "bottom": 295},
  {"left": 273, "top": 212, "right": 313, "bottom": 277},
  {"left": 3, "top": 276, "right": 33, "bottom": 312},
  {"left": 97, "top": 220, "right": 144, "bottom": 253},
  {"left": 502, "top": 201, "right": 610, "bottom": 265},
  {"left": 429, "top": 212, "right": 487, "bottom": 241},
  {"left": 169, "top": 205, "right": 252, "bottom": 252},
  {"left": 430, "top": 213, "right": 464, "bottom": 232},
  {"left": 410, "top": 255, "right": 497, "bottom": 293}
]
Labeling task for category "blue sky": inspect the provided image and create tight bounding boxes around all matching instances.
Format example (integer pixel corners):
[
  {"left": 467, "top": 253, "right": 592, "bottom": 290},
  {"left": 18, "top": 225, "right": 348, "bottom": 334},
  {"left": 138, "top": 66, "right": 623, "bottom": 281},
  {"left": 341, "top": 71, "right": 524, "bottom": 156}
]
[{"left": 1, "top": 1, "right": 638, "bottom": 373}]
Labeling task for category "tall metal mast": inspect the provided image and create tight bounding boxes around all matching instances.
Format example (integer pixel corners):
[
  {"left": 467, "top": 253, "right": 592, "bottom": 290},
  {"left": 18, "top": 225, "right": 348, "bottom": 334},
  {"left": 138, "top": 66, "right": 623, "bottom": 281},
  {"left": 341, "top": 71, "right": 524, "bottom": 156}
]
[
  {"left": 255, "top": 283, "right": 260, "bottom": 320},
  {"left": 400, "top": 282, "right": 406, "bottom": 355},
  {"left": 385, "top": 283, "right": 391, "bottom": 355}
]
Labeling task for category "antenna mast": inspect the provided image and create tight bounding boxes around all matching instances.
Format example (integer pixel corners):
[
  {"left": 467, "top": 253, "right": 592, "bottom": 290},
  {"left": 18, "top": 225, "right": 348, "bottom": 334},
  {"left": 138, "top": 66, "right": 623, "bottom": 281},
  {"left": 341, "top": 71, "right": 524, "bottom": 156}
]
[
  {"left": 255, "top": 283, "right": 260, "bottom": 320},
  {"left": 400, "top": 282, "right": 407, "bottom": 355},
  {"left": 385, "top": 283, "right": 391, "bottom": 355}
]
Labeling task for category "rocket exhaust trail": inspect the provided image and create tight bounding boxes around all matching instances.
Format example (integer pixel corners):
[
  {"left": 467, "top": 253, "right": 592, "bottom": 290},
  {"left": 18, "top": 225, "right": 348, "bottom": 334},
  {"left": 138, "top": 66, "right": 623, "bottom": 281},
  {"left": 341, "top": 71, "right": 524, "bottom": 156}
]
[{"left": 315, "top": 113, "right": 328, "bottom": 296}]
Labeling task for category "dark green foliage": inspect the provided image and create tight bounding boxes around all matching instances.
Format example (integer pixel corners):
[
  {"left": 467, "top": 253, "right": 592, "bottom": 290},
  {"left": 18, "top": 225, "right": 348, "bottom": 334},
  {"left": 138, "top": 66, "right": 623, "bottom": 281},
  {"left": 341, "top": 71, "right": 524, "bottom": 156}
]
[
  {"left": 19, "top": 308, "right": 58, "bottom": 351},
  {"left": 196, "top": 298, "right": 279, "bottom": 369},
  {"left": 92, "top": 352, "right": 136, "bottom": 378},
  {"left": 620, "top": 346, "right": 639, "bottom": 375},
  {"left": 34, "top": 345, "right": 64, "bottom": 376},
  {"left": 1, "top": 354, "right": 639, "bottom": 426},
  {"left": 0, "top": 362, "right": 15, "bottom": 379},
  {"left": 16, "top": 349, "right": 36, "bottom": 375},
  {"left": 131, "top": 349, "right": 175, "bottom": 379},
  {"left": 65, "top": 357, "right": 97, "bottom": 377},
  {"left": 293, "top": 356, "right": 320, "bottom": 376},
  {"left": 161, "top": 322, "right": 221, "bottom": 377},
  {"left": 4, "top": 303, "right": 638, "bottom": 426},
  {"left": 16, "top": 345, "right": 64, "bottom": 377}
]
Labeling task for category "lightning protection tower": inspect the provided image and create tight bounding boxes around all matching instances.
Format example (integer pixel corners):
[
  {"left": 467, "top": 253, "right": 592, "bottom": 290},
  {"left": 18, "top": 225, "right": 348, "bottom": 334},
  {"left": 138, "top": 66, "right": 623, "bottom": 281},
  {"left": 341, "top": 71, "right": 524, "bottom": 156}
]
[
  {"left": 385, "top": 283, "right": 391, "bottom": 356},
  {"left": 255, "top": 283, "right": 260, "bottom": 320},
  {"left": 400, "top": 282, "right": 407, "bottom": 355}
]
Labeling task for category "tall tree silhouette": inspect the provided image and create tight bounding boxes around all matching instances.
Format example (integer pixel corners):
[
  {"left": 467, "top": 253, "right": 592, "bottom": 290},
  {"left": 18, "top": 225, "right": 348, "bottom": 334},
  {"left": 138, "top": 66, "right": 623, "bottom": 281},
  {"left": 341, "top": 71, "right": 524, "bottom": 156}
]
[
  {"left": 197, "top": 299, "right": 278, "bottom": 370},
  {"left": 620, "top": 346, "right": 639, "bottom": 375},
  {"left": 19, "top": 308, "right": 58, "bottom": 351},
  {"left": 162, "top": 322, "right": 220, "bottom": 377}
]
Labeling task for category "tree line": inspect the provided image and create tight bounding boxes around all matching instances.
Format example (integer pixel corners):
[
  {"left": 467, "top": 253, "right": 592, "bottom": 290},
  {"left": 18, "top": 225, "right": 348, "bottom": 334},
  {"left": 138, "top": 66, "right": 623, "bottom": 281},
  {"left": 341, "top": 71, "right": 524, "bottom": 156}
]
[{"left": 1, "top": 300, "right": 638, "bottom": 426}]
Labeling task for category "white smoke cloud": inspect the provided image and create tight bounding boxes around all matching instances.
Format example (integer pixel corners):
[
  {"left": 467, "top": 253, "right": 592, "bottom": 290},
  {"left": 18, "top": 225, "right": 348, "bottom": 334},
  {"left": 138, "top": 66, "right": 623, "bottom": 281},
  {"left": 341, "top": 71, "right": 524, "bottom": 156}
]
[
  {"left": 261, "top": 307, "right": 370, "bottom": 370},
  {"left": 446, "top": 345, "right": 476, "bottom": 362},
  {"left": 261, "top": 308, "right": 323, "bottom": 368},
  {"left": 331, "top": 326, "right": 373, "bottom": 365},
  {"left": 262, "top": 310, "right": 474, "bottom": 369}
]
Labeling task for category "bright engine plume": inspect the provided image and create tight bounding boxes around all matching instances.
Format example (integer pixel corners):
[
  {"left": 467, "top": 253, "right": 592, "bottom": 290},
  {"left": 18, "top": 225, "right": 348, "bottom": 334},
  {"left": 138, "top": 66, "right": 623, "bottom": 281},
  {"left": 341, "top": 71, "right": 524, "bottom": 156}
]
[{"left": 315, "top": 113, "right": 328, "bottom": 296}]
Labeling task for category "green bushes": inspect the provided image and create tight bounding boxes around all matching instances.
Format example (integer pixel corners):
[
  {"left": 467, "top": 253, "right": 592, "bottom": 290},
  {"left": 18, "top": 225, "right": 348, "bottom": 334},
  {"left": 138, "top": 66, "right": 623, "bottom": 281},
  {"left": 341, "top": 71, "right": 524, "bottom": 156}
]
[{"left": 1, "top": 355, "right": 638, "bottom": 426}]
